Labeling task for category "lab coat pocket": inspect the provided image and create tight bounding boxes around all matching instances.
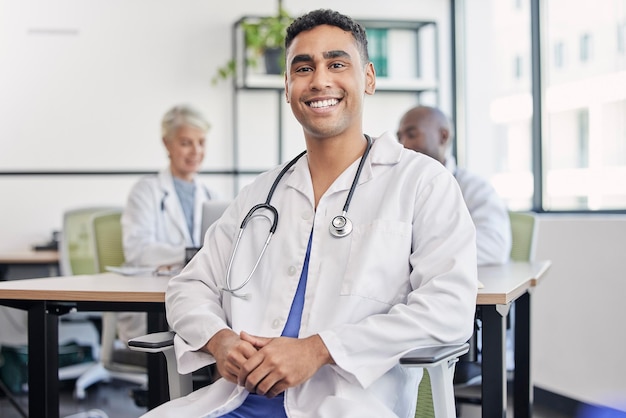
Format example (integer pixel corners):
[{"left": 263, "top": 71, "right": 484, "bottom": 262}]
[{"left": 340, "top": 219, "right": 412, "bottom": 305}]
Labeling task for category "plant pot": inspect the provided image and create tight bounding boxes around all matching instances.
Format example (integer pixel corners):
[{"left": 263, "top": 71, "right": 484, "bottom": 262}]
[{"left": 264, "top": 47, "right": 284, "bottom": 75}]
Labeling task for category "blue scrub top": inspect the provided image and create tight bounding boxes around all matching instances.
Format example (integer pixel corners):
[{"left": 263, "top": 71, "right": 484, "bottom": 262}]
[{"left": 221, "top": 230, "right": 314, "bottom": 418}]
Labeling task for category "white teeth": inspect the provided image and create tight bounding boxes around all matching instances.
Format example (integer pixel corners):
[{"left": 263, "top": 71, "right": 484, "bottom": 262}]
[{"left": 309, "top": 99, "right": 339, "bottom": 108}]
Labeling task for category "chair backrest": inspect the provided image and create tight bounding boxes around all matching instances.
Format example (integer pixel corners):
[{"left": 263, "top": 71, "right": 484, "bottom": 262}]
[
  {"left": 509, "top": 211, "right": 536, "bottom": 262},
  {"left": 416, "top": 371, "right": 435, "bottom": 417},
  {"left": 92, "top": 210, "right": 125, "bottom": 272},
  {"left": 59, "top": 207, "right": 118, "bottom": 275},
  {"left": 90, "top": 209, "right": 147, "bottom": 371}
]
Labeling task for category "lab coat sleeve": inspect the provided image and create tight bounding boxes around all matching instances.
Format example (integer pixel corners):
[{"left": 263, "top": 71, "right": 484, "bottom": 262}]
[
  {"left": 318, "top": 169, "right": 478, "bottom": 389},
  {"left": 122, "top": 178, "right": 184, "bottom": 267},
  {"left": 457, "top": 170, "right": 512, "bottom": 266}
]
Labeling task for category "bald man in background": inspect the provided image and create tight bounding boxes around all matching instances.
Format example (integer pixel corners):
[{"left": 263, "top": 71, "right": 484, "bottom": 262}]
[
  {"left": 397, "top": 105, "right": 511, "bottom": 266},
  {"left": 397, "top": 105, "right": 513, "bottom": 384}
]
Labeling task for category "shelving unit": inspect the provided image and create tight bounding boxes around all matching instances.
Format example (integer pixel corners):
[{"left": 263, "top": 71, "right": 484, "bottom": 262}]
[{"left": 230, "top": 17, "right": 440, "bottom": 193}]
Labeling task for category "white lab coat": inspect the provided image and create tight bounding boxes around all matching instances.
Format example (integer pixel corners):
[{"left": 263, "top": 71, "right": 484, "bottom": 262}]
[
  {"left": 445, "top": 157, "right": 512, "bottom": 266},
  {"left": 118, "top": 168, "right": 213, "bottom": 344},
  {"left": 122, "top": 168, "right": 213, "bottom": 267},
  {"left": 152, "top": 133, "right": 478, "bottom": 418}
]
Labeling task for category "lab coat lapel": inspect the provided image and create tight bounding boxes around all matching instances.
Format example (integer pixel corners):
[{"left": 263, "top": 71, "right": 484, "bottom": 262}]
[
  {"left": 284, "top": 155, "right": 315, "bottom": 204},
  {"left": 158, "top": 169, "right": 192, "bottom": 244}
]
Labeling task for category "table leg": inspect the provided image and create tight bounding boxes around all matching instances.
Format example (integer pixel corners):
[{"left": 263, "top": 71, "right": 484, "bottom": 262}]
[
  {"left": 28, "top": 301, "right": 59, "bottom": 418},
  {"left": 514, "top": 291, "right": 532, "bottom": 417},
  {"left": 147, "top": 311, "right": 169, "bottom": 410},
  {"left": 481, "top": 304, "right": 508, "bottom": 418}
]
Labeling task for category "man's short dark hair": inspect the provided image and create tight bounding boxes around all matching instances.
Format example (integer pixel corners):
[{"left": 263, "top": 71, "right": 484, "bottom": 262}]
[{"left": 285, "top": 9, "right": 370, "bottom": 65}]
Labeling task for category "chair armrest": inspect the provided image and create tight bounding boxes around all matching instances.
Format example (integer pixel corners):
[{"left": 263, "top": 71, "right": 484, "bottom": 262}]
[
  {"left": 401, "top": 343, "right": 469, "bottom": 418},
  {"left": 128, "top": 331, "right": 193, "bottom": 400},
  {"left": 400, "top": 343, "right": 469, "bottom": 368},
  {"left": 128, "top": 331, "right": 175, "bottom": 354}
]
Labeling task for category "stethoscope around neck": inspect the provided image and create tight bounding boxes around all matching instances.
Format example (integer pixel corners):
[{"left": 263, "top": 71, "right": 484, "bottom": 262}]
[{"left": 222, "top": 134, "right": 373, "bottom": 299}]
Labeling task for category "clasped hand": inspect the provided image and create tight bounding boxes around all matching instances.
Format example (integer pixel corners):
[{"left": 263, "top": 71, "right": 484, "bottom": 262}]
[{"left": 207, "top": 329, "right": 330, "bottom": 399}]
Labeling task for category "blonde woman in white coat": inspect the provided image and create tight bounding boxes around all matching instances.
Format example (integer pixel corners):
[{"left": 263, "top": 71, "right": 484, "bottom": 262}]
[{"left": 119, "top": 104, "right": 214, "bottom": 343}]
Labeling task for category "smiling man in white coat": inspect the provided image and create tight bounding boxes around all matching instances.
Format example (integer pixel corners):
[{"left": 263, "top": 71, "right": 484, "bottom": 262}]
[{"left": 147, "top": 9, "right": 478, "bottom": 418}]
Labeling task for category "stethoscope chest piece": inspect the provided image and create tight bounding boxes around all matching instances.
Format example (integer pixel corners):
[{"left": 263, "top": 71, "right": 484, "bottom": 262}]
[{"left": 330, "top": 214, "right": 353, "bottom": 238}]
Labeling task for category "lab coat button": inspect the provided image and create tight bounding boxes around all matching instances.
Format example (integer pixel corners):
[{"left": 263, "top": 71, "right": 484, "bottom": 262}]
[
  {"left": 272, "top": 319, "right": 281, "bottom": 329},
  {"left": 288, "top": 266, "right": 297, "bottom": 276}
]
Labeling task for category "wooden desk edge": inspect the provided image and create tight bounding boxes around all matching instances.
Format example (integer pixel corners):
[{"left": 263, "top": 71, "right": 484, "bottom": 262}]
[
  {"left": 477, "top": 260, "right": 552, "bottom": 306},
  {"left": 529, "top": 260, "right": 552, "bottom": 286},
  {"left": 0, "top": 289, "right": 164, "bottom": 303},
  {"left": 0, "top": 250, "right": 60, "bottom": 264}
]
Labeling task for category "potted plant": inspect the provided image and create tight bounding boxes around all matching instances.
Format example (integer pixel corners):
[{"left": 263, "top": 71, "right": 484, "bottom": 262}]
[{"left": 212, "top": 7, "right": 293, "bottom": 84}]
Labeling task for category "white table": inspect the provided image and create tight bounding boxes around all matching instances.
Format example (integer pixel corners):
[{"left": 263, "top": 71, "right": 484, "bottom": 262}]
[
  {"left": 476, "top": 260, "right": 552, "bottom": 418},
  {"left": 0, "top": 272, "right": 170, "bottom": 418},
  {"left": 0, "top": 262, "right": 551, "bottom": 418}
]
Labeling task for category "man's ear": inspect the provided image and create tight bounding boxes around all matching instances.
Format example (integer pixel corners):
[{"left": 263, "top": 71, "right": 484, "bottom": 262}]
[
  {"left": 440, "top": 128, "right": 450, "bottom": 146},
  {"left": 284, "top": 73, "right": 290, "bottom": 103},
  {"left": 364, "top": 62, "right": 376, "bottom": 95}
]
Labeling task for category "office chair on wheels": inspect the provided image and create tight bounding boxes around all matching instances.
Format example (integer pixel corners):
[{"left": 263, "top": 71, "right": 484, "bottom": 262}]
[
  {"left": 73, "top": 209, "right": 148, "bottom": 400},
  {"left": 128, "top": 331, "right": 468, "bottom": 418},
  {"left": 127, "top": 199, "right": 472, "bottom": 417}
]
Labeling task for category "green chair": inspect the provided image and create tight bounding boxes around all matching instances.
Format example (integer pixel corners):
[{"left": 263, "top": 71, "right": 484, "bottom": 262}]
[
  {"left": 74, "top": 209, "right": 148, "bottom": 399},
  {"left": 91, "top": 210, "right": 126, "bottom": 272},
  {"left": 416, "top": 371, "right": 436, "bottom": 417},
  {"left": 129, "top": 333, "right": 469, "bottom": 417},
  {"left": 127, "top": 206, "right": 470, "bottom": 417},
  {"left": 59, "top": 207, "right": 119, "bottom": 276},
  {"left": 508, "top": 211, "right": 536, "bottom": 262}
]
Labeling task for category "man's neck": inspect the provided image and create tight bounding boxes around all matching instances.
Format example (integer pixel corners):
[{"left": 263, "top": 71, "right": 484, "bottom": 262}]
[{"left": 305, "top": 132, "right": 369, "bottom": 208}]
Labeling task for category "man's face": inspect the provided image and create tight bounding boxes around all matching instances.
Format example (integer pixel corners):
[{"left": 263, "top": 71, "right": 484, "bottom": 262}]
[
  {"left": 284, "top": 24, "right": 375, "bottom": 140},
  {"left": 397, "top": 112, "right": 445, "bottom": 164}
]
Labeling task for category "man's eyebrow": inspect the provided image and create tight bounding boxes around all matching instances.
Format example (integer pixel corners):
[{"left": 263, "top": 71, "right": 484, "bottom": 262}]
[
  {"left": 323, "top": 50, "right": 351, "bottom": 60},
  {"left": 289, "top": 50, "right": 352, "bottom": 67},
  {"left": 290, "top": 54, "right": 313, "bottom": 66}
]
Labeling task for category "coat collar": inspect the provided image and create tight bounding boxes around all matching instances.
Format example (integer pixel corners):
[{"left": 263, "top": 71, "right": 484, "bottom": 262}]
[
  {"left": 283, "top": 132, "right": 403, "bottom": 198},
  {"left": 157, "top": 168, "right": 195, "bottom": 244}
]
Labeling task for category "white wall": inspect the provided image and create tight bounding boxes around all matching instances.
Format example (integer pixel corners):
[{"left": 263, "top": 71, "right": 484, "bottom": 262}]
[
  {"left": 0, "top": 0, "right": 451, "bottom": 251},
  {"left": 533, "top": 214, "right": 626, "bottom": 411}
]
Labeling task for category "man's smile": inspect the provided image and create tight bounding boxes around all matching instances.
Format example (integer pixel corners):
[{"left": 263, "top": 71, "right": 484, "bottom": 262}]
[{"left": 307, "top": 98, "right": 340, "bottom": 108}]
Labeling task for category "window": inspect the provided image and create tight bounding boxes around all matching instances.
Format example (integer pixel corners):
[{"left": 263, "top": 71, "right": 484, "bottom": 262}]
[
  {"left": 462, "top": 0, "right": 533, "bottom": 211},
  {"left": 543, "top": 2, "right": 626, "bottom": 210},
  {"left": 461, "top": 0, "right": 626, "bottom": 212},
  {"left": 618, "top": 22, "right": 626, "bottom": 54},
  {"left": 514, "top": 55, "right": 524, "bottom": 79},
  {"left": 579, "top": 33, "right": 592, "bottom": 62},
  {"left": 553, "top": 41, "right": 565, "bottom": 68}
]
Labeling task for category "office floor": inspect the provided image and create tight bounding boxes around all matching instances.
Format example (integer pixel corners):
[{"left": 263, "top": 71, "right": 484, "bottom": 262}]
[
  {"left": 0, "top": 379, "right": 147, "bottom": 418},
  {"left": 0, "top": 379, "right": 576, "bottom": 418},
  {"left": 456, "top": 384, "right": 574, "bottom": 418}
]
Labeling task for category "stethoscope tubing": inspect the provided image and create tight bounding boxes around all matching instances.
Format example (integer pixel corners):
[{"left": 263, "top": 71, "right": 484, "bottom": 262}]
[{"left": 223, "top": 135, "right": 372, "bottom": 298}]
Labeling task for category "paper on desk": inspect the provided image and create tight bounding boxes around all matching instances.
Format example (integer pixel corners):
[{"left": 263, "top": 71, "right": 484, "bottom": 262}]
[{"left": 105, "top": 266, "right": 154, "bottom": 276}]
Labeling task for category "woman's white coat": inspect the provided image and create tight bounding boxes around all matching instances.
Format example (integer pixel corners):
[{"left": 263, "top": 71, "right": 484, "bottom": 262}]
[{"left": 122, "top": 168, "right": 211, "bottom": 267}]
